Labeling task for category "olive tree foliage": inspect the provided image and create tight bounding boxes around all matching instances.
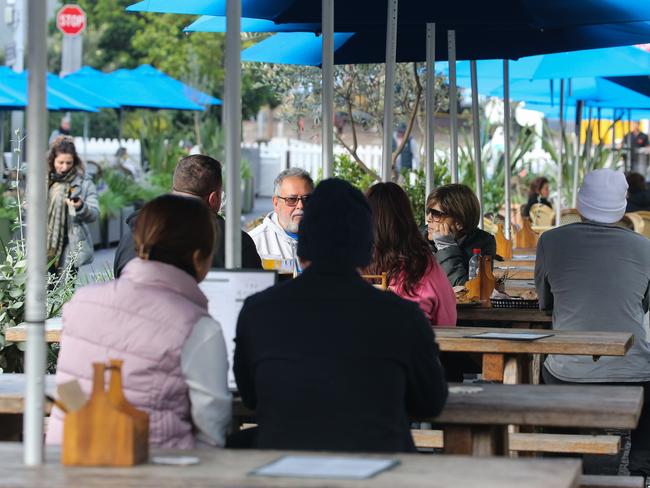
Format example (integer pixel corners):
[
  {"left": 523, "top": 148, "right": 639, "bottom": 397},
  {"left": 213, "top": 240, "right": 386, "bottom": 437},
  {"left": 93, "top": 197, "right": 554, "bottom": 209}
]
[{"left": 258, "top": 62, "right": 450, "bottom": 181}]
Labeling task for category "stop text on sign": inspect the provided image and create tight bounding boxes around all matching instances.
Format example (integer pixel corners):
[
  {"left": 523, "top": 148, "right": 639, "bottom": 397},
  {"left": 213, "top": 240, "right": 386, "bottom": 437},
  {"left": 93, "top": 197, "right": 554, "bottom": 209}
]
[{"left": 56, "top": 4, "right": 86, "bottom": 37}]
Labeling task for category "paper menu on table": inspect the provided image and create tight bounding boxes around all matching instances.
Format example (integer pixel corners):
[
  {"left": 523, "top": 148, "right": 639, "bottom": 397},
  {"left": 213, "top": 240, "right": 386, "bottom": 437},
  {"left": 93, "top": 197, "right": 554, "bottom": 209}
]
[
  {"left": 464, "top": 332, "right": 552, "bottom": 341},
  {"left": 199, "top": 270, "right": 277, "bottom": 389},
  {"left": 251, "top": 455, "right": 400, "bottom": 480}
]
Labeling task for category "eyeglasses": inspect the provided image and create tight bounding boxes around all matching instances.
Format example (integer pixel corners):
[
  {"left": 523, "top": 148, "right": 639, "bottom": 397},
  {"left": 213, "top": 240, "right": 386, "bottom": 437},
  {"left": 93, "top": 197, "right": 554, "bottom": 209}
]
[
  {"left": 426, "top": 208, "right": 448, "bottom": 221},
  {"left": 277, "top": 195, "right": 310, "bottom": 207}
]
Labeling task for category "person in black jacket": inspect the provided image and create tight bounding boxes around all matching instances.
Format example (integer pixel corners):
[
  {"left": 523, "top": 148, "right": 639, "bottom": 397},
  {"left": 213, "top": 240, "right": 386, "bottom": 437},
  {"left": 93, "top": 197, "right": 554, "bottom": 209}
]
[
  {"left": 233, "top": 178, "right": 448, "bottom": 453},
  {"left": 113, "top": 154, "right": 261, "bottom": 277},
  {"left": 626, "top": 172, "right": 650, "bottom": 213},
  {"left": 521, "top": 176, "right": 553, "bottom": 218},
  {"left": 425, "top": 184, "right": 496, "bottom": 286}
]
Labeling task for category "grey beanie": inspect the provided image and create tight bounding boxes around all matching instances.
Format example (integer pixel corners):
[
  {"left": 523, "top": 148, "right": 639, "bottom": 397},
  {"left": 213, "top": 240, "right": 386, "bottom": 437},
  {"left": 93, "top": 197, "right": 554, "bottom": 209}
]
[{"left": 577, "top": 169, "right": 628, "bottom": 224}]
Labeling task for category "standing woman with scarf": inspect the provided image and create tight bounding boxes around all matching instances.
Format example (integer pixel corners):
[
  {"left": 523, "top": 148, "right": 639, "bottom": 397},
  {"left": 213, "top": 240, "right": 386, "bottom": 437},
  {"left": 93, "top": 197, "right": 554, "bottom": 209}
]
[{"left": 47, "top": 136, "right": 99, "bottom": 272}]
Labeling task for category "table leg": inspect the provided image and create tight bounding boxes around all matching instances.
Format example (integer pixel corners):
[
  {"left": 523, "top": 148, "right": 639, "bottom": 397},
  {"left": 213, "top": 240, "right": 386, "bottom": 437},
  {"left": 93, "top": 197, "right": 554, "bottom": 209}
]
[
  {"left": 443, "top": 425, "right": 509, "bottom": 456},
  {"left": 482, "top": 354, "right": 505, "bottom": 382}
]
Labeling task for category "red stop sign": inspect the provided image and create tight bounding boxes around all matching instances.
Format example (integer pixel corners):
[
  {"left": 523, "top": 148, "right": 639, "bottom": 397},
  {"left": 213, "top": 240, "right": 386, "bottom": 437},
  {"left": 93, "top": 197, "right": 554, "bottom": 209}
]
[{"left": 56, "top": 4, "right": 86, "bottom": 36}]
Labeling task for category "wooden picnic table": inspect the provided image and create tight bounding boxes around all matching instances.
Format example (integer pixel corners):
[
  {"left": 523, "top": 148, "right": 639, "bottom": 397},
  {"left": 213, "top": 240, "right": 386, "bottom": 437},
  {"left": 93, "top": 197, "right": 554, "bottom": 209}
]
[
  {"left": 0, "top": 443, "right": 582, "bottom": 488},
  {"left": 456, "top": 306, "right": 551, "bottom": 324},
  {"left": 435, "top": 326, "right": 633, "bottom": 383},
  {"left": 494, "top": 265, "right": 535, "bottom": 281},
  {"left": 5, "top": 318, "right": 62, "bottom": 344},
  {"left": 233, "top": 382, "right": 644, "bottom": 456}
]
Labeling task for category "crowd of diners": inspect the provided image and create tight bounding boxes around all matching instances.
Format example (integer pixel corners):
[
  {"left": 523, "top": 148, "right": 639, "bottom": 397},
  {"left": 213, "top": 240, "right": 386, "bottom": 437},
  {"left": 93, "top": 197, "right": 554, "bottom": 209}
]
[{"left": 44, "top": 137, "right": 650, "bottom": 480}]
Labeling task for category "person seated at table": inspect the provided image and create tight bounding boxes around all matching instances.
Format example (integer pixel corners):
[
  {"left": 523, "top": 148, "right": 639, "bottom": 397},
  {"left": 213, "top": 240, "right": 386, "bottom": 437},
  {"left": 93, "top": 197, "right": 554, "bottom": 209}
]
[
  {"left": 364, "top": 182, "right": 456, "bottom": 327},
  {"left": 113, "top": 154, "right": 261, "bottom": 277},
  {"left": 521, "top": 176, "right": 553, "bottom": 217},
  {"left": 535, "top": 168, "right": 650, "bottom": 479},
  {"left": 625, "top": 171, "right": 650, "bottom": 213},
  {"left": 425, "top": 184, "right": 496, "bottom": 286},
  {"left": 234, "top": 178, "right": 448, "bottom": 452},
  {"left": 248, "top": 167, "right": 313, "bottom": 260},
  {"left": 48, "top": 195, "right": 232, "bottom": 449}
]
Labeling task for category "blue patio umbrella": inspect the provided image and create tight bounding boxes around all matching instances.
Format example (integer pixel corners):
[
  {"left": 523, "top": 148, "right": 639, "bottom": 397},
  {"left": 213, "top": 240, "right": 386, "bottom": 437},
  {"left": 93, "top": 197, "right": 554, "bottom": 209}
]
[
  {"left": 185, "top": 15, "right": 319, "bottom": 33},
  {"left": 241, "top": 23, "right": 650, "bottom": 64},
  {"left": 64, "top": 66, "right": 205, "bottom": 110},
  {"left": 0, "top": 84, "right": 23, "bottom": 109},
  {"left": 0, "top": 67, "right": 97, "bottom": 112},
  {"left": 128, "top": 0, "right": 650, "bottom": 29},
  {"left": 48, "top": 73, "right": 119, "bottom": 109},
  {"left": 131, "top": 65, "right": 221, "bottom": 106}
]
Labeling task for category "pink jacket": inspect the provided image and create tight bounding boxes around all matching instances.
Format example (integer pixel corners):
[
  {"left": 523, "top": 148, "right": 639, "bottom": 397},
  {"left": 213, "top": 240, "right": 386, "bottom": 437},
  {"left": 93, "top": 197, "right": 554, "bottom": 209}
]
[
  {"left": 46, "top": 258, "right": 209, "bottom": 448},
  {"left": 391, "top": 258, "right": 457, "bottom": 327}
]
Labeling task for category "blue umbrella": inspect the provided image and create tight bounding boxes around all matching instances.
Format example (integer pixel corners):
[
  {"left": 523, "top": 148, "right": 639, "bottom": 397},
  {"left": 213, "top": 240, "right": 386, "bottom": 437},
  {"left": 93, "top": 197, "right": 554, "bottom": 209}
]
[
  {"left": 49, "top": 73, "right": 119, "bottom": 109},
  {"left": 185, "top": 15, "right": 319, "bottom": 33},
  {"left": 64, "top": 66, "right": 205, "bottom": 110},
  {"left": 128, "top": 0, "right": 650, "bottom": 29},
  {"left": 131, "top": 65, "right": 221, "bottom": 106},
  {"left": 0, "top": 67, "right": 97, "bottom": 112},
  {"left": 0, "top": 84, "right": 25, "bottom": 109},
  {"left": 240, "top": 22, "right": 650, "bottom": 64}
]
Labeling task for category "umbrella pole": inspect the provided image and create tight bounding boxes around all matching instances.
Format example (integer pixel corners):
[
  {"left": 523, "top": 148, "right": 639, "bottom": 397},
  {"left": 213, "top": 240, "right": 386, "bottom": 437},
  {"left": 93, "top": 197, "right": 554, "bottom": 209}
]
[
  {"left": 448, "top": 30, "right": 458, "bottom": 183},
  {"left": 83, "top": 113, "right": 89, "bottom": 161},
  {"left": 321, "top": 0, "right": 334, "bottom": 179},
  {"left": 24, "top": 0, "right": 47, "bottom": 465},
  {"left": 470, "top": 60, "right": 483, "bottom": 229},
  {"left": 502, "top": 60, "right": 512, "bottom": 240},
  {"left": 627, "top": 108, "right": 632, "bottom": 172},
  {"left": 556, "top": 80, "right": 565, "bottom": 226},
  {"left": 118, "top": 108, "right": 123, "bottom": 142},
  {"left": 425, "top": 22, "right": 435, "bottom": 201},
  {"left": 381, "top": 0, "right": 398, "bottom": 182},
  {"left": 225, "top": 0, "right": 242, "bottom": 268},
  {"left": 611, "top": 109, "right": 616, "bottom": 168},
  {"left": 571, "top": 100, "right": 583, "bottom": 208}
]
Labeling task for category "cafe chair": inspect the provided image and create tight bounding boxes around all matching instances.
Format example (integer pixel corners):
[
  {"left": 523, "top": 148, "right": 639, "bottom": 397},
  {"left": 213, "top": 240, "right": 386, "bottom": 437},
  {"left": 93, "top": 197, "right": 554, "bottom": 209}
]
[
  {"left": 551, "top": 208, "right": 582, "bottom": 226},
  {"left": 529, "top": 203, "right": 554, "bottom": 228},
  {"left": 626, "top": 211, "right": 650, "bottom": 239}
]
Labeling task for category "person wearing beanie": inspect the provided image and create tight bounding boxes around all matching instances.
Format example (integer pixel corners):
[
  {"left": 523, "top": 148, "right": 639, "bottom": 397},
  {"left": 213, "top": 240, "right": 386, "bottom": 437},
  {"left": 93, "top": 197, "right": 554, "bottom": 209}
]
[
  {"left": 535, "top": 168, "right": 650, "bottom": 478},
  {"left": 233, "top": 178, "right": 447, "bottom": 453}
]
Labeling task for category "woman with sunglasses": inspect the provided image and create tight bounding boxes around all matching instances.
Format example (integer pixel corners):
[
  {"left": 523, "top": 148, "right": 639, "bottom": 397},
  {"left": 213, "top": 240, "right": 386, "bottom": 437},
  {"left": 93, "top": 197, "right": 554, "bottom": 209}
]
[
  {"left": 426, "top": 184, "right": 496, "bottom": 286},
  {"left": 364, "top": 182, "right": 456, "bottom": 327}
]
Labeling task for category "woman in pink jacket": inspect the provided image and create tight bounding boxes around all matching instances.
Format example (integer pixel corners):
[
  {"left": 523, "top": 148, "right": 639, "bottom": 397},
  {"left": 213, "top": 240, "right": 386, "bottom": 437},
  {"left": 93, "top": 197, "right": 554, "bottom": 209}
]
[
  {"left": 364, "top": 182, "right": 456, "bottom": 327},
  {"left": 47, "top": 195, "right": 231, "bottom": 449}
]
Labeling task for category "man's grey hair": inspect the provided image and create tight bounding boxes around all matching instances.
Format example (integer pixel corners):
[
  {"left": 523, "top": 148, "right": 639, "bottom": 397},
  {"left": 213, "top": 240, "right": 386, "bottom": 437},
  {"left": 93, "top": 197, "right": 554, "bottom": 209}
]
[{"left": 273, "top": 167, "right": 315, "bottom": 196}]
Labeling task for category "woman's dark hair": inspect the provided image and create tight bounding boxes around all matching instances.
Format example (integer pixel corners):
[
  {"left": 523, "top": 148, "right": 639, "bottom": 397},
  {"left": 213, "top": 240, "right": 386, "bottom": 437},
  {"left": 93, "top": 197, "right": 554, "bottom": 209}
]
[
  {"left": 364, "top": 182, "right": 432, "bottom": 296},
  {"left": 133, "top": 194, "right": 216, "bottom": 279},
  {"left": 528, "top": 177, "right": 549, "bottom": 199},
  {"left": 47, "top": 136, "right": 84, "bottom": 174},
  {"left": 626, "top": 172, "right": 646, "bottom": 194},
  {"left": 426, "top": 184, "right": 480, "bottom": 236}
]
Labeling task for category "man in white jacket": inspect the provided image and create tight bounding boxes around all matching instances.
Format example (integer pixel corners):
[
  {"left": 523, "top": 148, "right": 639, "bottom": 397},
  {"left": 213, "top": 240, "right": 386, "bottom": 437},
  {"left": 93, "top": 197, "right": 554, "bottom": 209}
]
[{"left": 249, "top": 168, "right": 314, "bottom": 260}]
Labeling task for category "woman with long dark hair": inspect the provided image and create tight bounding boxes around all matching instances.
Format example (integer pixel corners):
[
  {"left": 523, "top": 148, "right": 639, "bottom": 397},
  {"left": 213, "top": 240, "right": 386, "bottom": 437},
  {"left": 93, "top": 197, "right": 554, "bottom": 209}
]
[
  {"left": 47, "top": 136, "right": 98, "bottom": 271},
  {"left": 365, "top": 182, "right": 456, "bottom": 326},
  {"left": 522, "top": 176, "right": 552, "bottom": 217}
]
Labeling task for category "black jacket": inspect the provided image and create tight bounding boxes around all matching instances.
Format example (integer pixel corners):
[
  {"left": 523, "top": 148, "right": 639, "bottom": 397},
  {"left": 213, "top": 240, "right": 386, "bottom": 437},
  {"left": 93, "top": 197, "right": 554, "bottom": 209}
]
[
  {"left": 113, "top": 211, "right": 262, "bottom": 278},
  {"left": 627, "top": 190, "right": 650, "bottom": 213},
  {"left": 233, "top": 264, "right": 447, "bottom": 453}
]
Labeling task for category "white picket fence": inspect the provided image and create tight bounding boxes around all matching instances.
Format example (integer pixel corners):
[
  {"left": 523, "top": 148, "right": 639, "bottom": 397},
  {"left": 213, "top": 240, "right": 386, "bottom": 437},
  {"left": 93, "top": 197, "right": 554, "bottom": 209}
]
[
  {"left": 73, "top": 137, "right": 141, "bottom": 165},
  {"left": 243, "top": 138, "right": 383, "bottom": 196}
]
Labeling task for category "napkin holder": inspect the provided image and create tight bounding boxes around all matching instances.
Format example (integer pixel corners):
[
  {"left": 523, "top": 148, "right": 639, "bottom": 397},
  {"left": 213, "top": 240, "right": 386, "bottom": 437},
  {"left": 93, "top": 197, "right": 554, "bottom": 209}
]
[{"left": 62, "top": 359, "right": 149, "bottom": 467}]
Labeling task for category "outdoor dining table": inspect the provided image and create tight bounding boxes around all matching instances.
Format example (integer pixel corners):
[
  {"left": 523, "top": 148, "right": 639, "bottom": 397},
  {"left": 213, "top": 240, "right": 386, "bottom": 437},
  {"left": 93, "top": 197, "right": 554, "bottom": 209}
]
[
  {"left": 493, "top": 265, "right": 535, "bottom": 281},
  {"left": 232, "top": 382, "right": 644, "bottom": 457},
  {"left": 0, "top": 375, "right": 642, "bottom": 459},
  {"left": 0, "top": 442, "right": 582, "bottom": 488},
  {"left": 434, "top": 326, "right": 634, "bottom": 383},
  {"left": 456, "top": 305, "right": 551, "bottom": 326}
]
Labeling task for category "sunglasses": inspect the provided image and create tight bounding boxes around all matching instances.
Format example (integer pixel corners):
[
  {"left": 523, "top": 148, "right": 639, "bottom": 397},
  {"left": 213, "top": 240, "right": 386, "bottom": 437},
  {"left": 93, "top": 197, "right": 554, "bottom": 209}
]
[
  {"left": 277, "top": 195, "right": 310, "bottom": 207},
  {"left": 426, "top": 208, "right": 448, "bottom": 221}
]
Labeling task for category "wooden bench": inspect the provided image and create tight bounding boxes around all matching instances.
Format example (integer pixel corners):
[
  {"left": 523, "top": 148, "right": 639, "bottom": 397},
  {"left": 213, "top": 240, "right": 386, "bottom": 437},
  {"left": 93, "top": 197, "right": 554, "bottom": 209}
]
[
  {"left": 411, "top": 430, "right": 620, "bottom": 455},
  {"left": 580, "top": 475, "right": 645, "bottom": 488}
]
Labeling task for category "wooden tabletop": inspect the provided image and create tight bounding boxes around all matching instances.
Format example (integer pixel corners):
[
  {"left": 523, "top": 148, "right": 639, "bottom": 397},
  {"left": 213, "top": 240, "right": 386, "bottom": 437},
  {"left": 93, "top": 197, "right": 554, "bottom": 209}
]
[
  {"left": 0, "top": 443, "right": 581, "bottom": 488},
  {"left": 456, "top": 307, "right": 551, "bottom": 323},
  {"left": 494, "top": 266, "right": 534, "bottom": 281},
  {"left": 233, "top": 382, "right": 643, "bottom": 430},
  {"left": 435, "top": 327, "right": 633, "bottom": 357},
  {"left": 0, "top": 374, "right": 56, "bottom": 414}
]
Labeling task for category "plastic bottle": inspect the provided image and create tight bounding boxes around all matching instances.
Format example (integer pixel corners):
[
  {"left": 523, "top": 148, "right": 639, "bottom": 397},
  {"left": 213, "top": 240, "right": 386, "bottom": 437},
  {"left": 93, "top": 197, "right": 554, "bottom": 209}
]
[{"left": 468, "top": 248, "right": 481, "bottom": 280}]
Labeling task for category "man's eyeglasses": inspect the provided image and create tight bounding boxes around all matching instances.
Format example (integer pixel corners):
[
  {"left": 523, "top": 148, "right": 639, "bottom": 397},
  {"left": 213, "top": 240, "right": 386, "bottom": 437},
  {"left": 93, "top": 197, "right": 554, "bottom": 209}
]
[
  {"left": 426, "top": 208, "right": 448, "bottom": 221},
  {"left": 277, "top": 195, "right": 310, "bottom": 207}
]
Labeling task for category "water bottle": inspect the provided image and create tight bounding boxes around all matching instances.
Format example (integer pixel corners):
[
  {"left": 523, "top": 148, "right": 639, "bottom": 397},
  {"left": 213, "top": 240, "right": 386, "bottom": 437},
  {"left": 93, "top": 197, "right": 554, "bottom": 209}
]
[{"left": 468, "top": 248, "right": 481, "bottom": 280}]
